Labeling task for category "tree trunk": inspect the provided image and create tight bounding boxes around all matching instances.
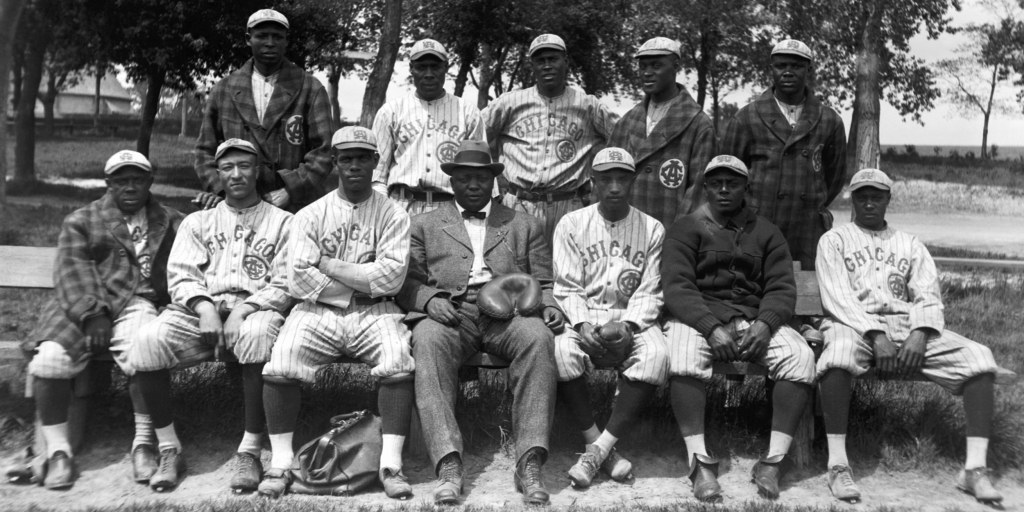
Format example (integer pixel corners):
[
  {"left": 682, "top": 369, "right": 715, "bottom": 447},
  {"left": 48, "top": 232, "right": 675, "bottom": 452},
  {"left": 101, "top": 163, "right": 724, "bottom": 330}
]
[
  {"left": 327, "top": 62, "right": 341, "bottom": 124},
  {"left": 11, "top": 46, "right": 23, "bottom": 110},
  {"left": 93, "top": 66, "right": 102, "bottom": 130},
  {"left": 453, "top": 51, "right": 474, "bottom": 98},
  {"left": 359, "top": 0, "right": 401, "bottom": 127},
  {"left": 853, "top": 5, "right": 883, "bottom": 171},
  {"left": 14, "top": 35, "right": 45, "bottom": 183},
  {"left": 0, "top": 0, "right": 30, "bottom": 207},
  {"left": 136, "top": 72, "right": 164, "bottom": 157},
  {"left": 42, "top": 70, "right": 57, "bottom": 137},
  {"left": 477, "top": 42, "right": 496, "bottom": 109},
  {"left": 981, "top": 64, "right": 998, "bottom": 160},
  {"left": 846, "top": 85, "right": 860, "bottom": 174},
  {"left": 179, "top": 92, "right": 187, "bottom": 138}
]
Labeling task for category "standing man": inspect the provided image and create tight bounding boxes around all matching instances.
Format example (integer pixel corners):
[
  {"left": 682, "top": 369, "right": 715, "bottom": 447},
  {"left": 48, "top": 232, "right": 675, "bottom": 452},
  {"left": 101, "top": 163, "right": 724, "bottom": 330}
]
[
  {"left": 130, "top": 139, "right": 293, "bottom": 493},
  {"left": 485, "top": 33, "right": 616, "bottom": 239},
  {"left": 372, "top": 38, "right": 483, "bottom": 215},
  {"left": 663, "top": 155, "right": 815, "bottom": 501},
  {"left": 258, "top": 126, "right": 416, "bottom": 500},
  {"left": 815, "top": 169, "right": 1002, "bottom": 504},
  {"left": 194, "top": 8, "right": 335, "bottom": 213},
  {"left": 23, "top": 150, "right": 183, "bottom": 490},
  {"left": 609, "top": 37, "right": 715, "bottom": 227},
  {"left": 399, "top": 140, "right": 563, "bottom": 506},
  {"left": 552, "top": 148, "right": 668, "bottom": 488},
  {"left": 720, "top": 39, "right": 846, "bottom": 270}
]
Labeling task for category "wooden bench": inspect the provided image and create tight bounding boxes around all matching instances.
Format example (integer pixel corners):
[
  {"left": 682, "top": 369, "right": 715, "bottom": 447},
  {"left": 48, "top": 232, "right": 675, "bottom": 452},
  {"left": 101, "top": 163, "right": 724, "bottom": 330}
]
[{"left": 0, "top": 245, "right": 1017, "bottom": 470}]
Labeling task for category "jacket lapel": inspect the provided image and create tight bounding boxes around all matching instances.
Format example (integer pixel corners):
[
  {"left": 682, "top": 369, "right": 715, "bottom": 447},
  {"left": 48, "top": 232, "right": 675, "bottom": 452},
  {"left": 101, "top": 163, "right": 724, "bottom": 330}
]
[
  {"left": 99, "top": 193, "right": 135, "bottom": 256},
  {"left": 228, "top": 60, "right": 264, "bottom": 135},
  {"left": 439, "top": 203, "right": 473, "bottom": 251},
  {"left": 144, "top": 197, "right": 169, "bottom": 256},
  {"left": 483, "top": 203, "right": 514, "bottom": 254},
  {"left": 260, "top": 60, "right": 303, "bottom": 132},
  {"left": 788, "top": 92, "right": 823, "bottom": 148},
  {"left": 631, "top": 85, "right": 701, "bottom": 163},
  {"left": 754, "top": 88, "right": 792, "bottom": 145}
]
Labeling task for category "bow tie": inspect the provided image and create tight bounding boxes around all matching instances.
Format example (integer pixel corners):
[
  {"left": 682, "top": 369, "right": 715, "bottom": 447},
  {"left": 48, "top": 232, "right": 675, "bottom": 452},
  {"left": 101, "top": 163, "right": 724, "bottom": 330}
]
[{"left": 461, "top": 210, "right": 486, "bottom": 220}]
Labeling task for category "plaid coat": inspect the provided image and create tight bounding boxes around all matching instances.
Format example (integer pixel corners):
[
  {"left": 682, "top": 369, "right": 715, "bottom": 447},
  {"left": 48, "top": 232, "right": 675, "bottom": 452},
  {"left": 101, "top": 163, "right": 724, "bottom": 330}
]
[
  {"left": 610, "top": 85, "right": 715, "bottom": 228},
  {"left": 24, "top": 193, "right": 184, "bottom": 362},
  {"left": 719, "top": 88, "right": 847, "bottom": 270},
  {"left": 195, "top": 58, "right": 335, "bottom": 212}
]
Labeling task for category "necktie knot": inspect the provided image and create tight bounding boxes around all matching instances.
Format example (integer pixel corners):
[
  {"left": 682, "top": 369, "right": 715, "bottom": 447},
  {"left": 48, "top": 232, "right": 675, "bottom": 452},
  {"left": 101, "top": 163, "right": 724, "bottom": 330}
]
[{"left": 461, "top": 210, "right": 486, "bottom": 220}]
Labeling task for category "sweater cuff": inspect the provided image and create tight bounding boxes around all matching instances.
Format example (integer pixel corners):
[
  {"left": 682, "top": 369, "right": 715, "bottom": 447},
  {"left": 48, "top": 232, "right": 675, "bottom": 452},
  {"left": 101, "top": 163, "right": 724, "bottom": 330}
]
[
  {"left": 757, "top": 310, "right": 784, "bottom": 333},
  {"left": 695, "top": 315, "right": 723, "bottom": 339}
]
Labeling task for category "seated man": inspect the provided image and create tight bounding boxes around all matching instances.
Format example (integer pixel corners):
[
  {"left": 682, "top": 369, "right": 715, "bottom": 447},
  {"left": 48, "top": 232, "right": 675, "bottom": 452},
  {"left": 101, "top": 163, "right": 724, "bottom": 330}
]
[
  {"left": 398, "top": 140, "right": 565, "bottom": 506},
  {"left": 662, "top": 155, "right": 814, "bottom": 501},
  {"left": 258, "top": 126, "right": 416, "bottom": 500},
  {"left": 816, "top": 168, "right": 1002, "bottom": 504},
  {"left": 553, "top": 147, "right": 669, "bottom": 487},
  {"left": 21, "top": 150, "right": 183, "bottom": 490},
  {"left": 130, "top": 139, "right": 293, "bottom": 493}
]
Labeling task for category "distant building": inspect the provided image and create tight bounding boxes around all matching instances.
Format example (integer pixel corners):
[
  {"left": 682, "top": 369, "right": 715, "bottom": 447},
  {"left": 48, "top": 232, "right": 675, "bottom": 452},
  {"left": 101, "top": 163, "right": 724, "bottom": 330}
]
[{"left": 6, "top": 73, "right": 132, "bottom": 118}]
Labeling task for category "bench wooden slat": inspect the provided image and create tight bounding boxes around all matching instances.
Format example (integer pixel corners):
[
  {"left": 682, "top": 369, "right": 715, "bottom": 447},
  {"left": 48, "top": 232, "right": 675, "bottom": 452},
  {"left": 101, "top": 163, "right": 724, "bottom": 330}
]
[
  {"left": 0, "top": 246, "right": 57, "bottom": 289},
  {"left": 794, "top": 270, "right": 823, "bottom": 316}
]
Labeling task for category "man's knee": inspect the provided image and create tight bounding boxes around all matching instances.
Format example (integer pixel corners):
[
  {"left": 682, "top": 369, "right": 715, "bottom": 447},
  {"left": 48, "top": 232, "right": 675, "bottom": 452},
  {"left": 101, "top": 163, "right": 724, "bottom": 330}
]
[
  {"left": 507, "top": 316, "right": 554, "bottom": 349},
  {"left": 27, "top": 342, "right": 84, "bottom": 380}
]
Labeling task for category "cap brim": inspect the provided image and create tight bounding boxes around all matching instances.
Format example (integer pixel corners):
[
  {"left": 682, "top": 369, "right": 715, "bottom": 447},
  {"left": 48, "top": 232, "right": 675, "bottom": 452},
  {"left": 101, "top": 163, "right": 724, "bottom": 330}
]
[
  {"left": 848, "top": 181, "right": 890, "bottom": 191},
  {"left": 593, "top": 163, "right": 635, "bottom": 173},
  {"left": 215, "top": 146, "right": 258, "bottom": 161},
  {"left": 411, "top": 50, "right": 447, "bottom": 61},
  {"left": 440, "top": 162, "right": 504, "bottom": 176},
  {"left": 105, "top": 162, "right": 151, "bottom": 175},
  {"left": 333, "top": 142, "right": 377, "bottom": 152},
  {"left": 634, "top": 50, "right": 678, "bottom": 58},
  {"left": 529, "top": 44, "right": 565, "bottom": 56},
  {"left": 248, "top": 19, "right": 289, "bottom": 30},
  {"left": 704, "top": 165, "right": 747, "bottom": 177},
  {"left": 771, "top": 50, "right": 811, "bottom": 60}
]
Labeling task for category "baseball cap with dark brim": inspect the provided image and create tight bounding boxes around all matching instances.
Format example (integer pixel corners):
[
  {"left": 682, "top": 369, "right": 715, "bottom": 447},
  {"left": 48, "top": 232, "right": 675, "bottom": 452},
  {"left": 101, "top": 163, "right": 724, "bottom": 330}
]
[
  {"left": 215, "top": 138, "right": 259, "bottom": 161},
  {"left": 848, "top": 168, "right": 893, "bottom": 192},
  {"left": 771, "top": 39, "right": 813, "bottom": 61},
  {"left": 592, "top": 147, "right": 636, "bottom": 173},
  {"left": 247, "top": 9, "right": 289, "bottom": 30},
  {"left": 104, "top": 150, "right": 152, "bottom": 175},
  {"left": 703, "top": 154, "right": 749, "bottom": 178},
  {"left": 410, "top": 38, "right": 448, "bottom": 61},
  {"left": 529, "top": 34, "right": 566, "bottom": 57},
  {"left": 634, "top": 37, "right": 681, "bottom": 59},
  {"left": 331, "top": 126, "right": 378, "bottom": 151},
  {"left": 440, "top": 140, "right": 504, "bottom": 176}
]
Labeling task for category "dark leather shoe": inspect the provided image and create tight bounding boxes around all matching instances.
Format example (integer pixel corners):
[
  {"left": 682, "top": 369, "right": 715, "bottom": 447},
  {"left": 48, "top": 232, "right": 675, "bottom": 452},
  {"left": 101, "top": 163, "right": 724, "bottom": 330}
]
[
  {"left": 229, "top": 452, "right": 262, "bottom": 493},
  {"left": 132, "top": 444, "right": 159, "bottom": 483},
  {"left": 433, "top": 452, "right": 463, "bottom": 505},
  {"left": 380, "top": 467, "right": 413, "bottom": 500},
  {"left": 150, "top": 447, "right": 186, "bottom": 492},
  {"left": 689, "top": 453, "right": 722, "bottom": 502},
  {"left": 43, "top": 451, "right": 75, "bottom": 490},
  {"left": 751, "top": 454, "right": 784, "bottom": 499},
  {"left": 514, "top": 448, "right": 549, "bottom": 505}
]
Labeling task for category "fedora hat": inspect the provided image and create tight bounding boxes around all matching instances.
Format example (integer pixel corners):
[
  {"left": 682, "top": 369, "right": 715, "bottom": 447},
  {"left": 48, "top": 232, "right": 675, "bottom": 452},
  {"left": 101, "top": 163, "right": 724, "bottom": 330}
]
[{"left": 440, "top": 140, "right": 504, "bottom": 176}]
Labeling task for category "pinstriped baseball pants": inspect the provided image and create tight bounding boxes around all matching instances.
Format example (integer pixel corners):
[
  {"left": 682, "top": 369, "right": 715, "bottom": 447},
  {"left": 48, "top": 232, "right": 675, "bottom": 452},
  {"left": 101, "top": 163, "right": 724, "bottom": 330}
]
[
  {"left": 665, "top": 318, "right": 816, "bottom": 384},
  {"left": 555, "top": 326, "right": 669, "bottom": 385},
  {"left": 816, "top": 319, "right": 999, "bottom": 394}
]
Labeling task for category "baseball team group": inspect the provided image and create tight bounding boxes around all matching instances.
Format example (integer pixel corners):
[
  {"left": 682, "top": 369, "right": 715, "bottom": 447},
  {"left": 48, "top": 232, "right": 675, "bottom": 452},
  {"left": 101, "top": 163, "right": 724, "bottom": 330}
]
[{"left": 12, "top": 7, "right": 1006, "bottom": 507}]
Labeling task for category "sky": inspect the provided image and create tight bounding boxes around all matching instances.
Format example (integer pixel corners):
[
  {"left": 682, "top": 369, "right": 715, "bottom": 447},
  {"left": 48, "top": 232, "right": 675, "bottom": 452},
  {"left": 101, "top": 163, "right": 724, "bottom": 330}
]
[{"left": 324, "top": 0, "right": 1024, "bottom": 148}]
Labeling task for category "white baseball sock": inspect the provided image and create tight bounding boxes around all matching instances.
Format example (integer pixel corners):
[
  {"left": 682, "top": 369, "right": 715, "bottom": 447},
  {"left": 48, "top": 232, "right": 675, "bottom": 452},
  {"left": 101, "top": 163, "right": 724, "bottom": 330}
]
[
  {"left": 593, "top": 431, "right": 618, "bottom": 458},
  {"left": 155, "top": 424, "right": 182, "bottom": 453},
  {"left": 237, "top": 431, "right": 263, "bottom": 457},
  {"left": 826, "top": 434, "right": 849, "bottom": 467},
  {"left": 582, "top": 425, "right": 601, "bottom": 444},
  {"left": 132, "top": 413, "right": 155, "bottom": 451},
  {"left": 269, "top": 433, "right": 295, "bottom": 471},
  {"left": 41, "top": 423, "right": 72, "bottom": 458},
  {"left": 684, "top": 434, "right": 708, "bottom": 459},
  {"left": 767, "top": 431, "right": 793, "bottom": 459},
  {"left": 965, "top": 437, "right": 988, "bottom": 469},
  {"left": 380, "top": 434, "right": 405, "bottom": 471}
]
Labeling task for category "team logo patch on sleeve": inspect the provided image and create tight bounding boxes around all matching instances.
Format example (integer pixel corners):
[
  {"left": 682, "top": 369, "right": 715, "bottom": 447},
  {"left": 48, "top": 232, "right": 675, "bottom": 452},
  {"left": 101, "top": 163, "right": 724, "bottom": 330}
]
[
  {"left": 556, "top": 140, "right": 577, "bottom": 162},
  {"left": 285, "top": 115, "right": 305, "bottom": 146},
  {"left": 437, "top": 141, "right": 459, "bottom": 163},
  {"left": 812, "top": 144, "right": 824, "bottom": 173},
  {"left": 887, "top": 273, "right": 908, "bottom": 300},
  {"left": 659, "top": 159, "right": 686, "bottom": 189},
  {"left": 243, "top": 255, "right": 271, "bottom": 280},
  {"left": 617, "top": 269, "right": 642, "bottom": 298}
]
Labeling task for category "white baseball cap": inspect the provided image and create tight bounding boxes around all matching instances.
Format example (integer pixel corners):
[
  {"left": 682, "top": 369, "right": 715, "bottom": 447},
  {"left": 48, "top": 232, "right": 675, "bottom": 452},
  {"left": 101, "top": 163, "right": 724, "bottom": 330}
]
[
  {"left": 332, "top": 126, "right": 377, "bottom": 151},
  {"left": 848, "top": 168, "right": 894, "bottom": 192},
  {"left": 215, "top": 138, "right": 259, "bottom": 161},
  {"left": 247, "top": 9, "right": 289, "bottom": 30},
  {"left": 529, "top": 34, "right": 566, "bottom": 57},
  {"left": 635, "top": 37, "right": 681, "bottom": 59},
  {"left": 410, "top": 38, "right": 448, "bottom": 61},
  {"left": 771, "top": 39, "right": 813, "bottom": 61},
  {"left": 592, "top": 147, "right": 636, "bottom": 173},
  {"left": 104, "top": 150, "right": 152, "bottom": 175},
  {"left": 703, "top": 155, "right": 749, "bottom": 178}
]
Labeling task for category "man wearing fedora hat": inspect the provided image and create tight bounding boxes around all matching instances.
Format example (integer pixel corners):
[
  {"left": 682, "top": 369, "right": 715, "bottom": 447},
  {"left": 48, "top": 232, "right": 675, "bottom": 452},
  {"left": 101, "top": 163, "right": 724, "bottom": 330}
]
[
  {"left": 194, "top": 8, "right": 335, "bottom": 213},
  {"left": 398, "top": 140, "right": 565, "bottom": 505}
]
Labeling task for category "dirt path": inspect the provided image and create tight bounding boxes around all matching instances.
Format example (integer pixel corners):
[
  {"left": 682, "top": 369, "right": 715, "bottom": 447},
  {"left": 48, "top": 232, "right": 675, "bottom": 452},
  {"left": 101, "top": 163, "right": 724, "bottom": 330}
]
[{"left": 3, "top": 440, "right": 1022, "bottom": 511}]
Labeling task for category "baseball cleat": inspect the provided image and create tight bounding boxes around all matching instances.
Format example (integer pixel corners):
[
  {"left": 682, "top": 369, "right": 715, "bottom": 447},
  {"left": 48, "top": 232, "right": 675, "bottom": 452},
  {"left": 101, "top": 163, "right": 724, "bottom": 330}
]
[
  {"left": 689, "top": 453, "right": 722, "bottom": 502},
  {"left": 601, "top": 447, "right": 634, "bottom": 481},
  {"left": 957, "top": 467, "right": 1003, "bottom": 504},
  {"left": 827, "top": 465, "right": 861, "bottom": 503},
  {"left": 150, "top": 447, "right": 185, "bottom": 492},
  {"left": 380, "top": 467, "right": 413, "bottom": 500},
  {"left": 257, "top": 468, "right": 292, "bottom": 498},
  {"left": 568, "top": 444, "right": 606, "bottom": 488},
  {"left": 131, "top": 444, "right": 159, "bottom": 483},
  {"left": 4, "top": 447, "right": 41, "bottom": 485},
  {"left": 514, "top": 448, "right": 550, "bottom": 505},
  {"left": 229, "top": 452, "right": 263, "bottom": 494},
  {"left": 43, "top": 451, "right": 76, "bottom": 491},
  {"left": 751, "top": 454, "right": 784, "bottom": 499},
  {"left": 433, "top": 452, "right": 463, "bottom": 505}
]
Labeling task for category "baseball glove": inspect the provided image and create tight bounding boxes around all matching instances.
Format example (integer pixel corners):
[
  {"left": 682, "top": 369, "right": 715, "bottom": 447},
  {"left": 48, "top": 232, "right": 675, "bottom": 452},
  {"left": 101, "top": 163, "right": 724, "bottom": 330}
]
[
  {"left": 588, "top": 321, "right": 635, "bottom": 368},
  {"left": 477, "top": 273, "right": 543, "bottom": 320}
]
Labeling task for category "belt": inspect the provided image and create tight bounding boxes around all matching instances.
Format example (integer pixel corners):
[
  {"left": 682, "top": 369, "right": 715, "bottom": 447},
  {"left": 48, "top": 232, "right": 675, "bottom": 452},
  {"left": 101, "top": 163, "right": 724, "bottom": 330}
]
[
  {"left": 392, "top": 185, "right": 453, "bottom": 203},
  {"left": 506, "top": 183, "right": 586, "bottom": 203},
  {"left": 351, "top": 293, "right": 393, "bottom": 306}
]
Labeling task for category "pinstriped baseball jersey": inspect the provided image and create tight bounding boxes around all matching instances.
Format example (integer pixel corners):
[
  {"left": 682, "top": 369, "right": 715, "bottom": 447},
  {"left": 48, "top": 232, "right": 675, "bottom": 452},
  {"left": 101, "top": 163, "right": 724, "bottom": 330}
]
[
  {"left": 287, "top": 190, "right": 410, "bottom": 304},
  {"left": 815, "top": 223, "right": 944, "bottom": 341},
  {"left": 168, "top": 200, "right": 293, "bottom": 313},
  {"left": 553, "top": 204, "right": 664, "bottom": 329},
  {"left": 485, "top": 86, "right": 616, "bottom": 191},
  {"left": 372, "top": 92, "right": 483, "bottom": 194}
]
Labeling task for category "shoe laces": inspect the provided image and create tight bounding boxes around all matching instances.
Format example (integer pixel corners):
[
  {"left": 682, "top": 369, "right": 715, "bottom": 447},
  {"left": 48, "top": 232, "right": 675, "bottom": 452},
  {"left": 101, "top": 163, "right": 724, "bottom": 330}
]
[
  {"left": 832, "top": 466, "right": 855, "bottom": 487},
  {"left": 577, "top": 449, "right": 601, "bottom": 475},
  {"left": 520, "top": 451, "right": 542, "bottom": 484},
  {"left": 439, "top": 455, "right": 461, "bottom": 483},
  {"left": 235, "top": 453, "right": 257, "bottom": 471},
  {"left": 158, "top": 449, "right": 177, "bottom": 474}
]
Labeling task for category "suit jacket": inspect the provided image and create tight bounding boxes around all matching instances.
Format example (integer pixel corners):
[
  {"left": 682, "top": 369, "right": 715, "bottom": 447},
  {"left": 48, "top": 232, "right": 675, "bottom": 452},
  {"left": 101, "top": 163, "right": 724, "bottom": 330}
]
[
  {"left": 609, "top": 85, "right": 715, "bottom": 227},
  {"left": 194, "top": 58, "right": 335, "bottom": 212},
  {"left": 397, "top": 201, "right": 558, "bottom": 323},
  {"left": 25, "top": 193, "right": 184, "bottom": 361}
]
